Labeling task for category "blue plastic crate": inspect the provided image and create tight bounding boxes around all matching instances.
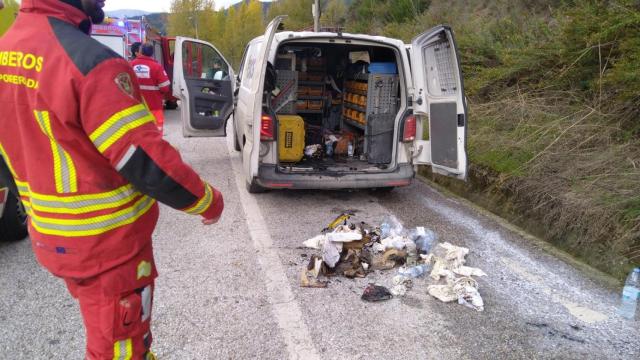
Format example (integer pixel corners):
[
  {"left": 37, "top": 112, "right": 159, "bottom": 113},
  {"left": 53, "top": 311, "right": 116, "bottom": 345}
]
[{"left": 368, "top": 62, "right": 397, "bottom": 74}]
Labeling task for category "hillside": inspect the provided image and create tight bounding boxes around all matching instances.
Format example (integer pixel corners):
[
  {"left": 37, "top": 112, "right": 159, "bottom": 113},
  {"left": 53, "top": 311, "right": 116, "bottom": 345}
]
[
  {"left": 360, "top": 0, "right": 640, "bottom": 279},
  {"left": 230, "top": 0, "right": 272, "bottom": 16}
]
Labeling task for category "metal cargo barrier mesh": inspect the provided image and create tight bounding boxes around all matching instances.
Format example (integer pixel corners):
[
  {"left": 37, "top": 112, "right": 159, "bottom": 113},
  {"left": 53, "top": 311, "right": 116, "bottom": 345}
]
[{"left": 429, "top": 40, "right": 458, "bottom": 96}]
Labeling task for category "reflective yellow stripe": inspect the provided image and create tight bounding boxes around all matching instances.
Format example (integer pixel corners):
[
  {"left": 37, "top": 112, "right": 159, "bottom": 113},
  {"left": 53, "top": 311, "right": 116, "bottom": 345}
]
[
  {"left": 90, "top": 104, "right": 155, "bottom": 153},
  {"left": 113, "top": 338, "right": 133, "bottom": 360},
  {"left": 24, "top": 184, "right": 141, "bottom": 215},
  {"left": 184, "top": 182, "right": 213, "bottom": 215},
  {"left": 29, "top": 196, "right": 156, "bottom": 237},
  {"left": 33, "top": 110, "right": 78, "bottom": 194},
  {"left": 0, "top": 142, "right": 17, "bottom": 177}
]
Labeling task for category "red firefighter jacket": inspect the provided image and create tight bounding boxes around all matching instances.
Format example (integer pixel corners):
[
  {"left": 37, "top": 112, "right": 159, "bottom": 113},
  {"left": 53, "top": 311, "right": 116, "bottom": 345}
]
[
  {"left": 0, "top": 0, "right": 223, "bottom": 279},
  {"left": 131, "top": 55, "right": 170, "bottom": 111}
]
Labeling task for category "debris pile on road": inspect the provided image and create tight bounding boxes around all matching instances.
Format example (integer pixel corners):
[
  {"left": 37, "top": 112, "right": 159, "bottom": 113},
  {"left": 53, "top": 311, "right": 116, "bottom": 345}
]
[
  {"left": 426, "top": 242, "right": 487, "bottom": 311},
  {"left": 299, "top": 213, "right": 487, "bottom": 311}
]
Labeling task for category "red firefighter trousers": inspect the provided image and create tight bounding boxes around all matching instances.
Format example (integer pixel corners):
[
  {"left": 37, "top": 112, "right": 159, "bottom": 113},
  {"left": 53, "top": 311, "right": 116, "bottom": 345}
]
[
  {"left": 64, "top": 244, "right": 157, "bottom": 359},
  {"left": 151, "top": 109, "right": 164, "bottom": 132}
]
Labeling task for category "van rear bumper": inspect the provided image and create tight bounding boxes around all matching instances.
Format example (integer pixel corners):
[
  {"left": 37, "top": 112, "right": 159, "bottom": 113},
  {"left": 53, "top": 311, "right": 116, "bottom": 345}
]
[{"left": 255, "top": 163, "right": 414, "bottom": 190}]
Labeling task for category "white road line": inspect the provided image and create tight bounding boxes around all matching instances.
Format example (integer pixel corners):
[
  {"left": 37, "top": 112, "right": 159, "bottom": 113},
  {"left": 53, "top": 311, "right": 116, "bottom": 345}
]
[{"left": 226, "top": 131, "right": 321, "bottom": 360}]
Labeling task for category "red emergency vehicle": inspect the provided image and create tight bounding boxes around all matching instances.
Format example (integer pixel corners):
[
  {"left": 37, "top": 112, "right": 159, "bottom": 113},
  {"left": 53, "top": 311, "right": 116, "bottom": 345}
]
[{"left": 91, "top": 17, "right": 178, "bottom": 109}]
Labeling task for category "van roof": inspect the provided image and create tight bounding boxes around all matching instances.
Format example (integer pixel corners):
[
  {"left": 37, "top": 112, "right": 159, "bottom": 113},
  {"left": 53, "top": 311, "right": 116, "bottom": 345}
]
[{"left": 250, "top": 31, "right": 406, "bottom": 48}]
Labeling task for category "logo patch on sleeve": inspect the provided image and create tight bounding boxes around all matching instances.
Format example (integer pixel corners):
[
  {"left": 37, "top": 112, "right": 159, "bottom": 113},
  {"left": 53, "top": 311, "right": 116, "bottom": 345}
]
[
  {"left": 137, "top": 260, "right": 152, "bottom": 279},
  {"left": 115, "top": 72, "right": 135, "bottom": 97}
]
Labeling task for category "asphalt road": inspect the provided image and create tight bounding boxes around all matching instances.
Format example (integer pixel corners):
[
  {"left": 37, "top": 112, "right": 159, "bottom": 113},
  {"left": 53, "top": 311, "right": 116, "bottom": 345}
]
[{"left": 1, "top": 110, "right": 639, "bottom": 359}]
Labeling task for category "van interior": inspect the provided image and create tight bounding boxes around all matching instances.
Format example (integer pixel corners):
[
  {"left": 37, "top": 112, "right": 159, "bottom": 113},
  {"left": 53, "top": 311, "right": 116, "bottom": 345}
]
[{"left": 266, "top": 41, "right": 403, "bottom": 174}]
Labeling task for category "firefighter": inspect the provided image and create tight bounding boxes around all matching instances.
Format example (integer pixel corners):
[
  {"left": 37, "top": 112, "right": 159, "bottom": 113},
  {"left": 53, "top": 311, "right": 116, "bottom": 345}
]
[
  {"left": 131, "top": 43, "right": 170, "bottom": 132},
  {"left": 0, "top": 1, "right": 223, "bottom": 359},
  {"left": 130, "top": 41, "right": 141, "bottom": 61}
]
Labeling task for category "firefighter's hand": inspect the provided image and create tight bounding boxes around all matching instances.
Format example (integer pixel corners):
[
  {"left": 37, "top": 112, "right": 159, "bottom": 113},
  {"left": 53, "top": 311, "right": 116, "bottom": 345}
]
[{"left": 202, "top": 216, "right": 220, "bottom": 225}]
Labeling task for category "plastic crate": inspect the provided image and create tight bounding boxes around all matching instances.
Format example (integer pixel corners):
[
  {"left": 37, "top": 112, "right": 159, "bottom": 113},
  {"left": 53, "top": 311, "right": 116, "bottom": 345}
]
[
  {"left": 368, "top": 62, "right": 397, "bottom": 74},
  {"left": 307, "top": 87, "right": 323, "bottom": 96},
  {"left": 308, "top": 100, "right": 323, "bottom": 110}
]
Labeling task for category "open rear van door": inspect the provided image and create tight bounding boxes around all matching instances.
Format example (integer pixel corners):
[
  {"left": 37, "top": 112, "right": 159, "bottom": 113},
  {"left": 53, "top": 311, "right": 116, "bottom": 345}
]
[
  {"left": 410, "top": 25, "right": 468, "bottom": 180},
  {"left": 239, "top": 15, "right": 285, "bottom": 189},
  {"left": 173, "top": 37, "right": 234, "bottom": 137}
]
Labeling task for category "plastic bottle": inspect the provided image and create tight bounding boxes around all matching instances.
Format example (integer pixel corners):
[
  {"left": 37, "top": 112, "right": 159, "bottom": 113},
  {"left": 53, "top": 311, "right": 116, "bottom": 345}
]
[
  {"left": 618, "top": 267, "right": 640, "bottom": 319},
  {"left": 347, "top": 141, "right": 354, "bottom": 158},
  {"left": 409, "top": 227, "right": 437, "bottom": 254},
  {"left": 325, "top": 140, "right": 334, "bottom": 156},
  {"left": 398, "top": 264, "right": 431, "bottom": 278},
  {"left": 380, "top": 215, "right": 404, "bottom": 238}
]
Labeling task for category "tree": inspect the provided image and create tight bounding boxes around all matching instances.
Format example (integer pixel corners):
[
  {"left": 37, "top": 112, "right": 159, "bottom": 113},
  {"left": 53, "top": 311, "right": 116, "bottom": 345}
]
[
  {"left": 321, "top": 0, "right": 347, "bottom": 28},
  {"left": 238, "top": 1, "right": 264, "bottom": 58},
  {"left": 203, "top": 10, "right": 227, "bottom": 53},
  {"left": 267, "top": 0, "right": 313, "bottom": 31},
  {"left": 0, "top": 0, "right": 19, "bottom": 36},
  {"left": 168, "top": 0, "right": 216, "bottom": 38}
]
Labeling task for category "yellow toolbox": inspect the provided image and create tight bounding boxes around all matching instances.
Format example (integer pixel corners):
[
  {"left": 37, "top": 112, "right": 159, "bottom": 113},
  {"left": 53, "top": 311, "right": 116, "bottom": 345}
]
[{"left": 278, "top": 115, "right": 305, "bottom": 162}]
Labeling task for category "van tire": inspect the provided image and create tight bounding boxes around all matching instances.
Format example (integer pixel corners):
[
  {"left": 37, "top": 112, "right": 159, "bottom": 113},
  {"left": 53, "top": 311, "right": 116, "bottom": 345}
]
[
  {"left": 372, "top": 187, "right": 395, "bottom": 194},
  {"left": 165, "top": 100, "right": 178, "bottom": 110},
  {"left": 246, "top": 181, "right": 265, "bottom": 194},
  {"left": 0, "top": 191, "right": 28, "bottom": 242},
  {"left": 233, "top": 126, "right": 241, "bottom": 152}
]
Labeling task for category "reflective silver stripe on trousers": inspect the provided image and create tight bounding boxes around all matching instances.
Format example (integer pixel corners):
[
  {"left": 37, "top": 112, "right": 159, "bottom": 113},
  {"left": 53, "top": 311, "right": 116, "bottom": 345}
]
[
  {"left": 30, "top": 196, "right": 154, "bottom": 232},
  {"left": 17, "top": 184, "right": 29, "bottom": 194},
  {"left": 141, "top": 285, "right": 152, "bottom": 322},
  {"left": 139, "top": 85, "right": 160, "bottom": 91},
  {"left": 29, "top": 186, "right": 139, "bottom": 210},
  {"left": 35, "top": 111, "right": 74, "bottom": 193},
  {"left": 92, "top": 109, "right": 150, "bottom": 150},
  {"left": 116, "top": 340, "right": 130, "bottom": 360}
]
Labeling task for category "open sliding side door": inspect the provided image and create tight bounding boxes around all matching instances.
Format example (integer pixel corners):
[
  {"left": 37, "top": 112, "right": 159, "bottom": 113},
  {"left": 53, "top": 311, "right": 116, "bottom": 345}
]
[
  {"left": 173, "top": 37, "right": 234, "bottom": 137},
  {"left": 410, "top": 25, "right": 468, "bottom": 180}
]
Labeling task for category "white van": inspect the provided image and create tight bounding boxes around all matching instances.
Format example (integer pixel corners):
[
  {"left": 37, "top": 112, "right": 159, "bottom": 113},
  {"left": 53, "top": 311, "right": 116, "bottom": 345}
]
[{"left": 172, "top": 16, "right": 468, "bottom": 192}]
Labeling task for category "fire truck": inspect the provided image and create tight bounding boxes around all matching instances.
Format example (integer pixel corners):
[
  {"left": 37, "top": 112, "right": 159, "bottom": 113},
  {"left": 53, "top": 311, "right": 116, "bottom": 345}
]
[{"left": 91, "top": 17, "right": 178, "bottom": 109}]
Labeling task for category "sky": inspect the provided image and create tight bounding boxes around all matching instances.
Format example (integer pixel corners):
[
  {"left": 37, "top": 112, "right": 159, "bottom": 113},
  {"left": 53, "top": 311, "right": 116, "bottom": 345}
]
[
  {"left": 103, "top": 0, "right": 243, "bottom": 12},
  {"left": 13, "top": 0, "right": 253, "bottom": 12}
]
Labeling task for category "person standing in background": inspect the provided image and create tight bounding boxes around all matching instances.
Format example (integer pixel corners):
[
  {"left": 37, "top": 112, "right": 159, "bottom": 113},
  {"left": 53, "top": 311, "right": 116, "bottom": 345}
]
[
  {"left": 130, "top": 41, "right": 141, "bottom": 61},
  {"left": 131, "top": 43, "right": 171, "bottom": 132}
]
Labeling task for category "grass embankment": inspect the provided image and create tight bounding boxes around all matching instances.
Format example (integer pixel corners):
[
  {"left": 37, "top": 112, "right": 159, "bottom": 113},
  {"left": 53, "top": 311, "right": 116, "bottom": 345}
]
[{"left": 382, "top": 0, "right": 639, "bottom": 279}]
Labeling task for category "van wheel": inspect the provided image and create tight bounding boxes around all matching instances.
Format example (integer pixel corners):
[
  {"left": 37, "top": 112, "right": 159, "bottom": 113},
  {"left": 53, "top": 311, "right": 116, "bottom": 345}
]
[
  {"left": 0, "top": 191, "right": 28, "bottom": 242},
  {"left": 246, "top": 181, "right": 265, "bottom": 194},
  {"left": 372, "top": 187, "right": 395, "bottom": 194},
  {"left": 165, "top": 100, "right": 178, "bottom": 110},
  {"left": 233, "top": 126, "right": 241, "bottom": 152}
]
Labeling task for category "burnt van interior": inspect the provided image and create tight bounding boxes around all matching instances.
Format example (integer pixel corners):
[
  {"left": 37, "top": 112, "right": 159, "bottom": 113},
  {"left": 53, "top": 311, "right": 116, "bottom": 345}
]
[{"left": 266, "top": 42, "right": 403, "bottom": 174}]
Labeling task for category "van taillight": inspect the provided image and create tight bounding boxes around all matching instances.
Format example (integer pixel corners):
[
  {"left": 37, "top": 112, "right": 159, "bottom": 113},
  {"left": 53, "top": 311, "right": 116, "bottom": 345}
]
[
  {"left": 260, "top": 114, "right": 275, "bottom": 141},
  {"left": 403, "top": 115, "right": 416, "bottom": 142}
]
